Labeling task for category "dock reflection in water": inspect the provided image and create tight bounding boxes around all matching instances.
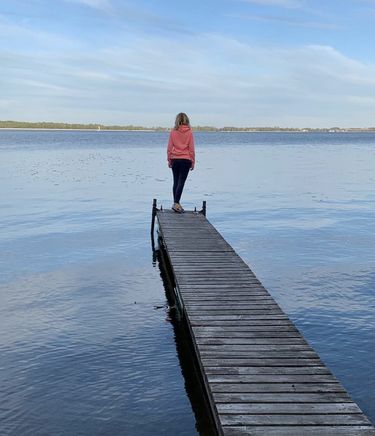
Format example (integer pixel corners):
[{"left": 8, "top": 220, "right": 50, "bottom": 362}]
[{"left": 154, "top": 244, "right": 217, "bottom": 436}]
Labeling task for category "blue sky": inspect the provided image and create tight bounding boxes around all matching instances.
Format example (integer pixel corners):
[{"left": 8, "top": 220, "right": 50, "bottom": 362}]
[{"left": 1, "top": 0, "right": 375, "bottom": 127}]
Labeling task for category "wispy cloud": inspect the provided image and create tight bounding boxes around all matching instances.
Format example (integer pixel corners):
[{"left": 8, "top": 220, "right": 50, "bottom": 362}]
[
  {"left": 113, "top": 3, "right": 193, "bottom": 35},
  {"left": 65, "top": 0, "right": 113, "bottom": 13},
  {"left": 238, "top": 0, "right": 304, "bottom": 8},
  {"left": 0, "top": 14, "right": 82, "bottom": 49},
  {"left": 62, "top": 0, "right": 192, "bottom": 34},
  {"left": 231, "top": 13, "right": 342, "bottom": 29}
]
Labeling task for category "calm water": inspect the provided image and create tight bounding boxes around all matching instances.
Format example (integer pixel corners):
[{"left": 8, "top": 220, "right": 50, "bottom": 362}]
[{"left": 0, "top": 130, "right": 374, "bottom": 434}]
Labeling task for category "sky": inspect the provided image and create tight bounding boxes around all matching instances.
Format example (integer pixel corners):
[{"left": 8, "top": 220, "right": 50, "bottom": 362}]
[{"left": 1, "top": 0, "right": 375, "bottom": 127}]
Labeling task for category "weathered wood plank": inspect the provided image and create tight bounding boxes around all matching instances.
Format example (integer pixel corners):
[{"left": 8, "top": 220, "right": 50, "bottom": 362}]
[
  {"left": 186, "top": 304, "right": 281, "bottom": 310},
  {"left": 202, "top": 358, "right": 323, "bottom": 367},
  {"left": 169, "top": 254, "right": 244, "bottom": 258},
  {"left": 190, "top": 321, "right": 292, "bottom": 328},
  {"left": 187, "top": 310, "right": 284, "bottom": 316},
  {"left": 222, "top": 426, "right": 375, "bottom": 436},
  {"left": 196, "top": 326, "right": 296, "bottom": 331},
  {"left": 172, "top": 264, "right": 250, "bottom": 268},
  {"left": 217, "top": 402, "right": 362, "bottom": 414},
  {"left": 186, "top": 299, "right": 276, "bottom": 304},
  {"left": 192, "top": 326, "right": 299, "bottom": 333},
  {"left": 191, "top": 319, "right": 293, "bottom": 325},
  {"left": 174, "top": 267, "right": 254, "bottom": 272},
  {"left": 187, "top": 310, "right": 285, "bottom": 316},
  {"left": 184, "top": 304, "right": 280, "bottom": 310},
  {"left": 178, "top": 275, "right": 258, "bottom": 281},
  {"left": 207, "top": 374, "right": 338, "bottom": 383},
  {"left": 178, "top": 281, "right": 262, "bottom": 286},
  {"left": 213, "top": 392, "right": 352, "bottom": 403},
  {"left": 179, "top": 278, "right": 259, "bottom": 283},
  {"left": 198, "top": 344, "right": 312, "bottom": 352},
  {"left": 179, "top": 284, "right": 265, "bottom": 289},
  {"left": 178, "top": 283, "right": 265, "bottom": 288},
  {"left": 168, "top": 249, "right": 235, "bottom": 252},
  {"left": 205, "top": 366, "right": 331, "bottom": 375},
  {"left": 183, "top": 295, "right": 273, "bottom": 300},
  {"left": 183, "top": 293, "right": 269, "bottom": 298},
  {"left": 181, "top": 288, "right": 268, "bottom": 293},
  {"left": 196, "top": 338, "right": 307, "bottom": 345},
  {"left": 173, "top": 262, "right": 244, "bottom": 266},
  {"left": 195, "top": 332, "right": 302, "bottom": 339},
  {"left": 184, "top": 291, "right": 268, "bottom": 296},
  {"left": 200, "top": 351, "right": 318, "bottom": 358},
  {"left": 190, "top": 318, "right": 291, "bottom": 325},
  {"left": 187, "top": 291, "right": 269, "bottom": 296},
  {"left": 186, "top": 304, "right": 280, "bottom": 310},
  {"left": 184, "top": 298, "right": 275, "bottom": 304},
  {"left": 220, "top": 414, "right": 371, "bottom": 426},
  {"left": 211, "top": 383, "right": 345, "bottom": 393},
  {"left": 172, "top": 261, "right": 248, "bottom": 265},
  {"left": 189, "top": 315, "right": 290, "bottom": 322}
]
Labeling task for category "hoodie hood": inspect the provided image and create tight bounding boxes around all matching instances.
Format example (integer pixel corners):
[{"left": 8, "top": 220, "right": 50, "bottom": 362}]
[{"left": 178, "top": 125, "right": 190, "bottom": 132}]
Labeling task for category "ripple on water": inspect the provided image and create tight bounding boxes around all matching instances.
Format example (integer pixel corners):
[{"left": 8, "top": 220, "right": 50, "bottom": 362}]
[{"left": 0, "top": 259, "right": 199, "bottom": 436}]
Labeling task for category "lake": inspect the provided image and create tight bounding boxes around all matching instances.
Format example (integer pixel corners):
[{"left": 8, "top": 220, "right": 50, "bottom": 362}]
[{"left": 0, "top": 130, "right": 374, "bottom": 434}]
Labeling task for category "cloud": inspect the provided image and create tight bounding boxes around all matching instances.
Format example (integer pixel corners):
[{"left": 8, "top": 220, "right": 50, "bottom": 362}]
[
  {"left": 238, "top": 0, "right": 303, "bottom": 8},
  {"left": 1, "top": 29, "right": 375, "bottom": 127},
  {"left": 0, "top": 14, "right": 83, "bottom": 49},
  {"left": 230, "top": 13, "right": 342, "bottom": 29},
  {"left": 65, "top": 0, "right": 113, "bottom": 13}
]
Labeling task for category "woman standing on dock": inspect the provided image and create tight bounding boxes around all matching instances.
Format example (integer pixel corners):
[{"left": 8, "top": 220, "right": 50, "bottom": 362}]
[{"left": 167, "top": 113, "right": 195, "bottom": 213}]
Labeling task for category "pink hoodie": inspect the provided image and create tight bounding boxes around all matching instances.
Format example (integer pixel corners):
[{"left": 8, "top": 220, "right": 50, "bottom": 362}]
[{"left": 167, "top": 125, "right": 195, "bottom": 167}]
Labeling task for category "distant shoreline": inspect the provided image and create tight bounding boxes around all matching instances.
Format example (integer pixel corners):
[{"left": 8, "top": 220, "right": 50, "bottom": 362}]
[
  {"left": 1, "top": 121, "right": 375, "bottom": 133},
  {"left": 1, "top": 127, "right": 375, "bottom": 133},
  {"left": 0, "top": 128, "right": 158, "bottom": 132}
]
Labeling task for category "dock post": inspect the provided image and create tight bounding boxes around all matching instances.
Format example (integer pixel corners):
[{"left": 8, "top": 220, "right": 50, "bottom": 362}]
[
  {"left": 151, "top": 198, "right": 157, "bottom": 251},
  {"left": 200, "top": 200, "right": 207, "bottom": 216}
]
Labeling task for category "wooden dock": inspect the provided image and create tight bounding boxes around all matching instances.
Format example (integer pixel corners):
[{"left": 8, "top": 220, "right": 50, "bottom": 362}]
[{"left": 154, "top": 203, "right": 375, "bottom": 436}]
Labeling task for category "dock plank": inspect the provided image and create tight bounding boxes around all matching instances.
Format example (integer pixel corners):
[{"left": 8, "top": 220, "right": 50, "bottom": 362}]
[
  {"left": 156, "top": 209, "right": 374, "bottom": 435},
  {"left": 223, "top": 427, "right": 375, "bottom": 436}
]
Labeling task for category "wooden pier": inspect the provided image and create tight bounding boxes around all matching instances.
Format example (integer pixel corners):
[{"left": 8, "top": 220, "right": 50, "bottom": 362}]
[{"left": 153, "top": 202, "right": 375, "bottom": 436}]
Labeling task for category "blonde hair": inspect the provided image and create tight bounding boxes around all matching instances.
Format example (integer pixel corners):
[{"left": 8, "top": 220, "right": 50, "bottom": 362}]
[{"left": 174, "top": 112, "right": 190, "bottom": 130}]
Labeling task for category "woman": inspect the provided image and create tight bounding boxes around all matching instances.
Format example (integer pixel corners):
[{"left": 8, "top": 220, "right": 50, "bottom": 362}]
[{"left": 167, "top": 113, "right": 195, "bottom": 213}]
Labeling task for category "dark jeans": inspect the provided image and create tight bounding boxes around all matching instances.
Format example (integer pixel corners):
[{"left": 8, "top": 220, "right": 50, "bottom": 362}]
[{"left": 172, "top": 159, "right": 191, "bottom": 203}]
